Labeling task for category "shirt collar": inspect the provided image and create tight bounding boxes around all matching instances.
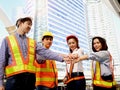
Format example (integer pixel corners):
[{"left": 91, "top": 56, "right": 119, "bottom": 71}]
[
  {"left": 15, "top": 32, "right": 26, "bottom": 38},
  {"left": 73, "top": 48, "right": 78, "bottom": 52}
]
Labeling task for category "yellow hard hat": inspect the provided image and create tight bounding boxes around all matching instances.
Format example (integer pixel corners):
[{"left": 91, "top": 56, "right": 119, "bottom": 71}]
[{"left": 42, "top": 31, "right": 53, "bottom": 39}]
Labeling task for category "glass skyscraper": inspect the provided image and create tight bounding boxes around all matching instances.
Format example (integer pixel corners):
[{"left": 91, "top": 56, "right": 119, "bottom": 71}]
[{"left": 29, "top": 0, "right": 90, "bottom": 79}]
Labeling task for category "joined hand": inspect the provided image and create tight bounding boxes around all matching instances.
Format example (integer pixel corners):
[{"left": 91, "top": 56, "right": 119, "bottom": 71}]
[{"left": 63, "top": 54, "right": 79, "bottom": 64}]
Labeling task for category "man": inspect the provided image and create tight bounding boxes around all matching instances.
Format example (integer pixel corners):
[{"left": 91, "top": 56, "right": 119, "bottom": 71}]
[
  {"left": 36, "top": 31, "right": 58, "bottom": 90},
  {"left": 0, "top": 17, "right": 72, "bottom": 90}
]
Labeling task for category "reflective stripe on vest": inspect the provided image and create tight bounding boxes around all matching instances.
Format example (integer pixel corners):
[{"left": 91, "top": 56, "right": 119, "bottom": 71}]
[
  {"left": 5, "top": 35, "right": 36, "bottom": 77},
  {"left": 92, "top": 61, "right": 116, "bottom": 88},
  {"left": 36, "top": 60, "right": 58, "bottom": 88}
]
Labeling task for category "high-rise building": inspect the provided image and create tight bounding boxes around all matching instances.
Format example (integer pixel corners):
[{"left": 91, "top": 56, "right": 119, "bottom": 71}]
[
  {"left": 33, "top": 0, "right": 91, "bottom": 79},
  {"left": 87, "top": 0, "right": 120, "bottom": 80},
  {"left": 0, "top": 21, "right": 8, "bottom": 46},
  {"left": 22, "top": 0, "right": 36, "bottom": 38}
]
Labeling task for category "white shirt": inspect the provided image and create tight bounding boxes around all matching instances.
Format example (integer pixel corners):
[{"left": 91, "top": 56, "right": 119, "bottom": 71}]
[{"left": 67, "top": 48, "right": 84, "bottom": 72}]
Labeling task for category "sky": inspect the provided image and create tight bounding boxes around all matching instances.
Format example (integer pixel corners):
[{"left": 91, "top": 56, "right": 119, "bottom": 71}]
[
  {"left": 0, "top": 0, "right": 24, "bottom": 45},
  {"left": 0, "top": 0, "right": 24, "bottom": 19}
]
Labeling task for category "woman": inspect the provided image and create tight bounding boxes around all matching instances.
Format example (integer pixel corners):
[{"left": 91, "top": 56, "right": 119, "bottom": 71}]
[
  {"left": 74, "top": 36, "right": 116, "bottom": 90},
  {"left": 63, "top": 35, "right": 86, "bottom": 90}
]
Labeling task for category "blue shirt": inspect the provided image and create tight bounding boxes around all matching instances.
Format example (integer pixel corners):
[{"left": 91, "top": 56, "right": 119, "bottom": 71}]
[
  {"left": 88, "top": 51, "right": 112, "bottom": 76},
  {"left": 0, "top": 33, "right": 63, "bottom": 86}
]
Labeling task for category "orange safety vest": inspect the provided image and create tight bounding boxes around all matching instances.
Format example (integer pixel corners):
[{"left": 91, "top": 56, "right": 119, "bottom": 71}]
[
  {"left": 36, "top": 60, "right": 58, "bottom": 88},
  {"left": 63, "top": 62, "right": 85, "bottom": 84},
  {"left": 5, "top": 35, "right": 36, "bottom": 77},
  {"left": 92, "top": 60, "right": 116, "bottom": 88}
]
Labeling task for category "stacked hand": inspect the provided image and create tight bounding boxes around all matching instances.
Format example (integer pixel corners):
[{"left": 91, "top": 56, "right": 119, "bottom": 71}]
[{"left": 63, "top": 54, "right": 79, "bottom": 64}]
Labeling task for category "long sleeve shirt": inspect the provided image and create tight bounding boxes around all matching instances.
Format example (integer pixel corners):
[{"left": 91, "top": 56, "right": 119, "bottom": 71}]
[
  {"left": 0, "top": 33, "right": 63, "bottom": 86},
  {"left": 88, "top": 50, "right": 112, "bottom": 76}
]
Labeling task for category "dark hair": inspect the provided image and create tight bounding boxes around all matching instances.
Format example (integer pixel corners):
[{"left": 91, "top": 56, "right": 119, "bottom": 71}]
[
  {"left": 42, "top": 36, "right": 53, "bottom": 41},
  {"left": 66, "top": 35, "right": 79, "bottom": 53},
  {"left": 92, "top": 36, "right": 108, "bottom": 52},
  {"left": 16, "top": 17, "right": 32, "bottom": 27}
]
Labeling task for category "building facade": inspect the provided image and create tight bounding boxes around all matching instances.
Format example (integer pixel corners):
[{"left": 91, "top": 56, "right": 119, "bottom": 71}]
[
  {"left": 87, "top": 0, "right": 120, "bottom": 80},
  {"left": 33, "top": 0, "right": 90, "bottom": 79}
]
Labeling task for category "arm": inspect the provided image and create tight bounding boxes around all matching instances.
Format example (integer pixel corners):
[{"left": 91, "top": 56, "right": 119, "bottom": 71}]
[
  {"left": 88, "top": 51, "right": 109, "bottom": 62},
  {"left": 74, "top": 51, "right": 109, "bottom": 63},
  {"left": 36, "top": 42, "right": 68, "bottom": 62},
  {"left": 35, "top": 54, "right": 46, "bottom": 64},
  {"left": 77, "top": 54, "right": 88, "bottom": 62},
  {"left": 0, "top": 38, "right": 8, "bottom": 88}
]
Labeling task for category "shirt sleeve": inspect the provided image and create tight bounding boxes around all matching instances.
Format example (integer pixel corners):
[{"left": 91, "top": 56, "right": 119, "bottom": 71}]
[
  {"left": 36, "top": 42, "right": 64, "bottom": 62},
  {"left": 36, "top": 54, "right": 46, "bottom": 64},
  {"left": 88, "top": 51, "right": 109, "bottom": 62},
  {"left": 0, "top": 38, "right": 8, "bottom": 86},
  {"left": 78, "top": 48, "right": 84, "bottom": 56}
]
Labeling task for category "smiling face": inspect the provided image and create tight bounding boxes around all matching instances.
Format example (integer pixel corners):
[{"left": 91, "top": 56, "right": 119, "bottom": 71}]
[
  {"left": 67, "top": 38, "right": 78, "bottom": 52},
  {"left": 92, "top": 36, "right": 108, "bottom": 52},
  {"left": 16, "top": 17, "right": 32, "bottom": 35},
  {"left": 93, "top": 38, "right": 102, "bottom": 52},
  {"left": 21, "top": 21, "right": 32, "bottom": 34}
]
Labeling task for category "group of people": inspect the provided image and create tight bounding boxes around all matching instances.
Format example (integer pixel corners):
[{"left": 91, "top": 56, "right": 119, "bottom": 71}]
[
  {"left": 64, "top": 35, "right": 116, "bottom": 90},
  {"left": 0, "top": 17, "right": 117, "bottom": 90}
]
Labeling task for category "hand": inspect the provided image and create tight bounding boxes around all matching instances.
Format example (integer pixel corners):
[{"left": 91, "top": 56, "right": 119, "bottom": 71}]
[
  {"left": 66, "top": 54, "right": 79, "bottom": 64},
  {"left": 63, "top": 76, "right": 68, "bottom": 84},
  {"left": 62, "top": 54, "right": 78, "bottom": 64},
  {"left": 63, "top": 54, "right": 72, "bottom": 63},
  {"left": 72, "top": 54, "right": 78, "bottom": 59},
  {"left": 63, "top": 56, "right": 71, "bottom": 63},
  {"left": 72, "top": 57, "right": 80, "bottom": 63},
  {"left": 72, "top": 54, "right": 88, "bottom": 63},
  {"left": 0, "top": 86, "right": 5, "bottom": 90}
]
